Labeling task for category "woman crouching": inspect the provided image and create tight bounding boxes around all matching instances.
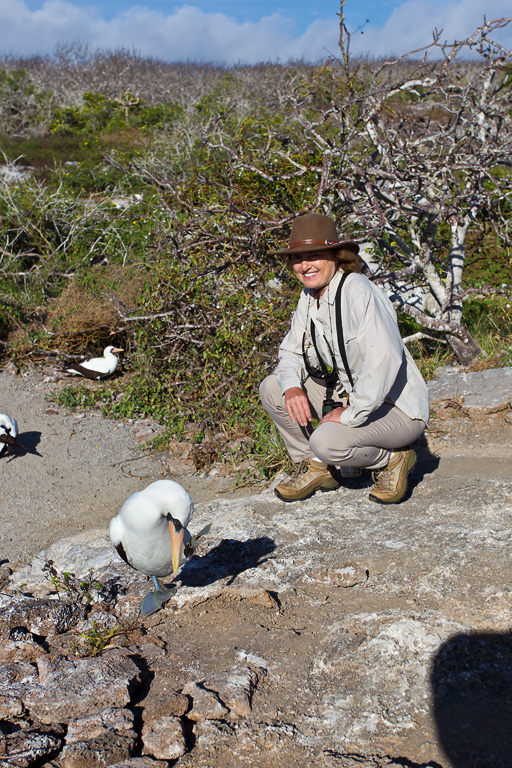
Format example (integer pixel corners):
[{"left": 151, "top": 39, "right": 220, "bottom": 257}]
[{"left": 260, "top": 213, "right": 429, "bottom": 504}]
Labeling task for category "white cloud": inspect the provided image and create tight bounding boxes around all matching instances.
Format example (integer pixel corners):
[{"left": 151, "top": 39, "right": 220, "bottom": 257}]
[
  {"left": 0, "top": 0, "right": 510, "bottom": 63},
  {"left": 0, "top": 0, "right": 339, "bottom": 62},
  {"left": 349, "top": 0, "right": 512, "bottom": 58}
]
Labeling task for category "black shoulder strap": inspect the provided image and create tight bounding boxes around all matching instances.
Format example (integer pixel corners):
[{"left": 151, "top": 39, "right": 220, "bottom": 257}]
[
  {"left": 309, "top": 321, "right": 329, "bottom": 379},
  {"left": 335, "top": 271, "right": 354, "bottom": 388}
]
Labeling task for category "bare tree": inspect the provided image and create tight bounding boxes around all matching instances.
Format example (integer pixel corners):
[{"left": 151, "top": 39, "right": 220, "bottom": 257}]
[{"left": 225, "top": 16, "right": 512, "bottom": 365}]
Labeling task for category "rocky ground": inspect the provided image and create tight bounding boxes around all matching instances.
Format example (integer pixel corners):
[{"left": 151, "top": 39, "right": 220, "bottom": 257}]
[{"left": 0, "top": 365, "right": 511, "bottom": 768}]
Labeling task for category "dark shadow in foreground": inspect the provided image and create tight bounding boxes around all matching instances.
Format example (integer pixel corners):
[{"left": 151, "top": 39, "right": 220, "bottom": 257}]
[
  {"left": 431, "top": 632, "right": 512, "bottom": 768},
  {"left": 172, "top": 536, "right": 276, "bottom": 589}
]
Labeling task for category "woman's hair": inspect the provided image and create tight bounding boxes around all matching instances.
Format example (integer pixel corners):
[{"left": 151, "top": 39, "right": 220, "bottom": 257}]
[{"left": 333, "top": 247, "right": 363, "bottom": 274}]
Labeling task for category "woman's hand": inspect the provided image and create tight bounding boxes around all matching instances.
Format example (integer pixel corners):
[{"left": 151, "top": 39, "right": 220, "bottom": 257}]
[
  {"left": 319, "top": 406, "right": 348, "bottom": 425},
  {"left": 284, "top": 387, "right": 311, "bottom": 427}
]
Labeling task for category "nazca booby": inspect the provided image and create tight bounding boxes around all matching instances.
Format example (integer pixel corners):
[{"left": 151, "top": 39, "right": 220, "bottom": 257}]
[
  {"left": 110, "top": 479, "right": 210, "bottom": 616},
  {"left": 66, "top": 345, "right": 123, "bottom": 380},
  {"left": 0, "top": 414, "right": 22, "bottom": 456}
]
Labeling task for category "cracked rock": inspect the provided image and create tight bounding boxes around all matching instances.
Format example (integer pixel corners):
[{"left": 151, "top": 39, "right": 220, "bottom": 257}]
[
  {"left": 60, "top": 731, "right": 137, "bottom": 767},
  {"left": 310, "top": 563, "right": 369, "bottom": 588},
  {"left": 0, "top": 661, "right": 38, "bottom": 720},
  {"left": 181, "top": 666, "right": 264, "bottom": 722},
  {"left": 141, "top": 715, "right": 186, "bottom": 760},
  {"left": 0, "top": 724, "right": 64, "bottom": 767},
  {"left": 181, "top": 681, "right": 229, "bottom": 721},
  {"left": 142, "top": 689, "right": 189, "bottom": 720},
  {"left": 0, "top": 596, "right": 86, "bottom": 638},
  {"left": 202, "top": 667, "right": 264, "bottom": 719},
  {"left": 65, "top": 707, "right": 136, "bottom": 744},
  {"left": 22, "top": 651, "right": 141, "bottom": 724}
]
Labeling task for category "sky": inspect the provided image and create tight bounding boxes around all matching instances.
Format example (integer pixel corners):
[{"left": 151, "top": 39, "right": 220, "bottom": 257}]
[{"left": 0, "top": 0, "right": 511, "bottom": 63}]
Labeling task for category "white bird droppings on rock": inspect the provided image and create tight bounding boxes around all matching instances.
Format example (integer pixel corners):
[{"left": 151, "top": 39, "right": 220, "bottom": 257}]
[{"left": 310, "top": 563, "right": 369, "bottom": 587}]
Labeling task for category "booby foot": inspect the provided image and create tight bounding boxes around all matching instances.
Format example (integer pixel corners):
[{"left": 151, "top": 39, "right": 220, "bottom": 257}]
[
  {"left": 140, "top": 575, "right": 177, "bottom": 616},
  {"left": 141, "top": 585, "right": 177, "bottom": 616}
]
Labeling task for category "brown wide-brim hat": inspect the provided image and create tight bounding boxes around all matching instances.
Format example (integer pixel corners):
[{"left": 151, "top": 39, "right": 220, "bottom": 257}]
[{"left": 269, "top": 213, "right": 359, "bottom": 256}]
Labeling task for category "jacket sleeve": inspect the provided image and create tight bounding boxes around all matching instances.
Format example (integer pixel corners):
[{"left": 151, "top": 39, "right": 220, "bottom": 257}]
[
  {"left": 339, "top": 278, "right": 405, "bottom": 427},
  {"left": 274, "top": 293, "right": 308, "bottom": 394}
]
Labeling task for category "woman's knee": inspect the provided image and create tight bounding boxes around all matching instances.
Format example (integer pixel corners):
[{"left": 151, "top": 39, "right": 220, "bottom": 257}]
[
  {"left": 259, "top": 374, "right": 281, "bottom": 412},
  {"left": 309, "top": 424, "right": 352, "bottom": 465}
]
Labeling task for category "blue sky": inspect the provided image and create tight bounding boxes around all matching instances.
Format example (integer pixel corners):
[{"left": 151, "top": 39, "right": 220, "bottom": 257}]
[{"left": 1, "top": 0, "right": 511, "bottom": 62}]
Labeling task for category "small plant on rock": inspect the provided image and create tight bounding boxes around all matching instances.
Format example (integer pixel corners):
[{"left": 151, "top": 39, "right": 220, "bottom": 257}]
[
  {"left": 42, "top": 560, "right": 104, "bottom": 603},
  {"left": 78, "top": 620, "right": 123, "bottom": 656}
]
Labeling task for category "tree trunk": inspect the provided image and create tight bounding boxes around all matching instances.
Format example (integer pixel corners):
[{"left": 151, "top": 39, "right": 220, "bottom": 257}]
[
  {"left": 385, "top": 293, "right": 483, "bottom": 367},
  {"left": 446, "top": 329, "right": 482, "bottom": 366}
]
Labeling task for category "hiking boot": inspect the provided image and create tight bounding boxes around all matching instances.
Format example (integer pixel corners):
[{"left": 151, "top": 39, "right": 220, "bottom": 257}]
[
  {"left": 275, "top": 459, "right": 340, "bottom": 502},
  {"left": 369, "top": 448, "right": 416, "bottom": 504}
]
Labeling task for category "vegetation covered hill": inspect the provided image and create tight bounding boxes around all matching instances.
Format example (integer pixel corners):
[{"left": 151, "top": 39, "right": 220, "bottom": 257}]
[{"left": 0, "top": 20, "right": 511, "bottom": 477}]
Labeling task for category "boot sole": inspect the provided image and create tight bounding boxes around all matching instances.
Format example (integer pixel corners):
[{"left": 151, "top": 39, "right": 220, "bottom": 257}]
[
  {"left": 369, "top": 450, "right": 417, "bottom": 505},
  {"left": 274, "top": 480, "right": 341, "bottom": 503}
]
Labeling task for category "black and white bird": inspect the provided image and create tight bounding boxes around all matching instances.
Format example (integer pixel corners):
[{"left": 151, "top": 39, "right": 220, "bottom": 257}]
[
  {"left": 65, "top": 345, "right": 123, "bottom": 380},
  {"left": 0, "top": 414, "right": 22, "bottom": 456},
  {"left": 109, "top": 479, "right": 210, "bottom": 616}
]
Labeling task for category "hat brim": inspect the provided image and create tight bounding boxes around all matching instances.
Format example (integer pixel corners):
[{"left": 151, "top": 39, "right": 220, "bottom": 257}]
[{"left": 269, "top": 240, "right": 360, "bottom": 257}]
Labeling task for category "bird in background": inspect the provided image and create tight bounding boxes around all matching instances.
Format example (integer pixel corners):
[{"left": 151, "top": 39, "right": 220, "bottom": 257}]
[
  {"left": 110, "top": 479, "right": 211, "bottom": 616},
  {"left": 65, "top": 345, "right": 123, "bottom": 380},
  {"left": 0, "top": 414, "right": 23, "bottom": 456}
]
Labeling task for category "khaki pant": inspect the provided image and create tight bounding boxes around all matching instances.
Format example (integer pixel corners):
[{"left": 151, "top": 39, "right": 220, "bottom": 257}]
[{"left": 259, "top": 374, "right": 426, "bottom": 470}]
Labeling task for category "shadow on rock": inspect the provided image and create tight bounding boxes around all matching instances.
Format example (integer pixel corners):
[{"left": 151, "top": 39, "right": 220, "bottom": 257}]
[
  {"left": 407, "top": 436, "right": 440, "bottom": 496},
  {"left": 173, "top": 537, "right": 276, "bottom": 588},
  {"left": 343, "top": 436, "right": 441, "bottom": 500},
  {"left": 431, "top": 631, "right": 512, "bottom": 768}
]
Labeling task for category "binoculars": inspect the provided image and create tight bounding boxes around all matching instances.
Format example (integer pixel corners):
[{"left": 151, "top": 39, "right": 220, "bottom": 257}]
[{"left": 322, "top": 398, "right": 338, "bottom": 417}]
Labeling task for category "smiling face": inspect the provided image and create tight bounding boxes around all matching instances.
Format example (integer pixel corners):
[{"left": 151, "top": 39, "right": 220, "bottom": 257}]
[{"left": 291, "top": 251, "right": 339, "bottom": 296}]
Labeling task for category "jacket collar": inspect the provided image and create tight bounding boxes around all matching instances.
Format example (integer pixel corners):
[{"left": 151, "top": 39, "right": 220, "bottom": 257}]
[{"left": 305, "top": 269, "right": 344, "bottom": 307}]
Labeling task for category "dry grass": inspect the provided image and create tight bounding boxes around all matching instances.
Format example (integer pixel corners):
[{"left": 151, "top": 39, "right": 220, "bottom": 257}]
[
  {"left": 8, "top": 266, "right": 144, "bottom": 356},
  {"left": 468, "top": 355, "right": 506, "bottom": 372}
]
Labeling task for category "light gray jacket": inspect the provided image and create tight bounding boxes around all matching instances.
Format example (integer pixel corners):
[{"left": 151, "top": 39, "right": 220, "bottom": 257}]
[{"left": 274, "top": 271, "right": 430, "bottom": 427}]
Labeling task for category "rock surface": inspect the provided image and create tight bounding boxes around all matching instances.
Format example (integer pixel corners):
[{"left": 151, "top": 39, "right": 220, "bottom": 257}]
[
  {"left": 0, "top": 365, "right": 511, "bottom": 767},
  {"left": 427, "top": 364, "right": 512, "bottom": 411}
]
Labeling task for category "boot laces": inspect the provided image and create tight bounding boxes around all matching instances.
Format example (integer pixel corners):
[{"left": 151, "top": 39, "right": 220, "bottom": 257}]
[
  {"left": 372, "top": 467, "right": 392, "bottom": 491},
  {"left": 282, "top": 461, "right": 307, "bottom": 486}
]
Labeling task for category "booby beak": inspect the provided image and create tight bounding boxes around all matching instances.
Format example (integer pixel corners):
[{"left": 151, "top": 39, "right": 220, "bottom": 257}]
[
  {"left": 112, "top": 348, "right": 123, "bottom": 354},
  {"left": 169, "top": 520, "right": 185, "bottom": 574}
]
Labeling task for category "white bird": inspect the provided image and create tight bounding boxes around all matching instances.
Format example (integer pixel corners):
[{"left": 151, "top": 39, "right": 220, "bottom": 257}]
[
  {"left": 65, "top": 345, "right": 123, "bottom": 380},
  {"left": 0, "top": 414, "right": 21, "bottom": 456},
  {"left": 109, "top": 479, "right": 210, "bottom": 616}
]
